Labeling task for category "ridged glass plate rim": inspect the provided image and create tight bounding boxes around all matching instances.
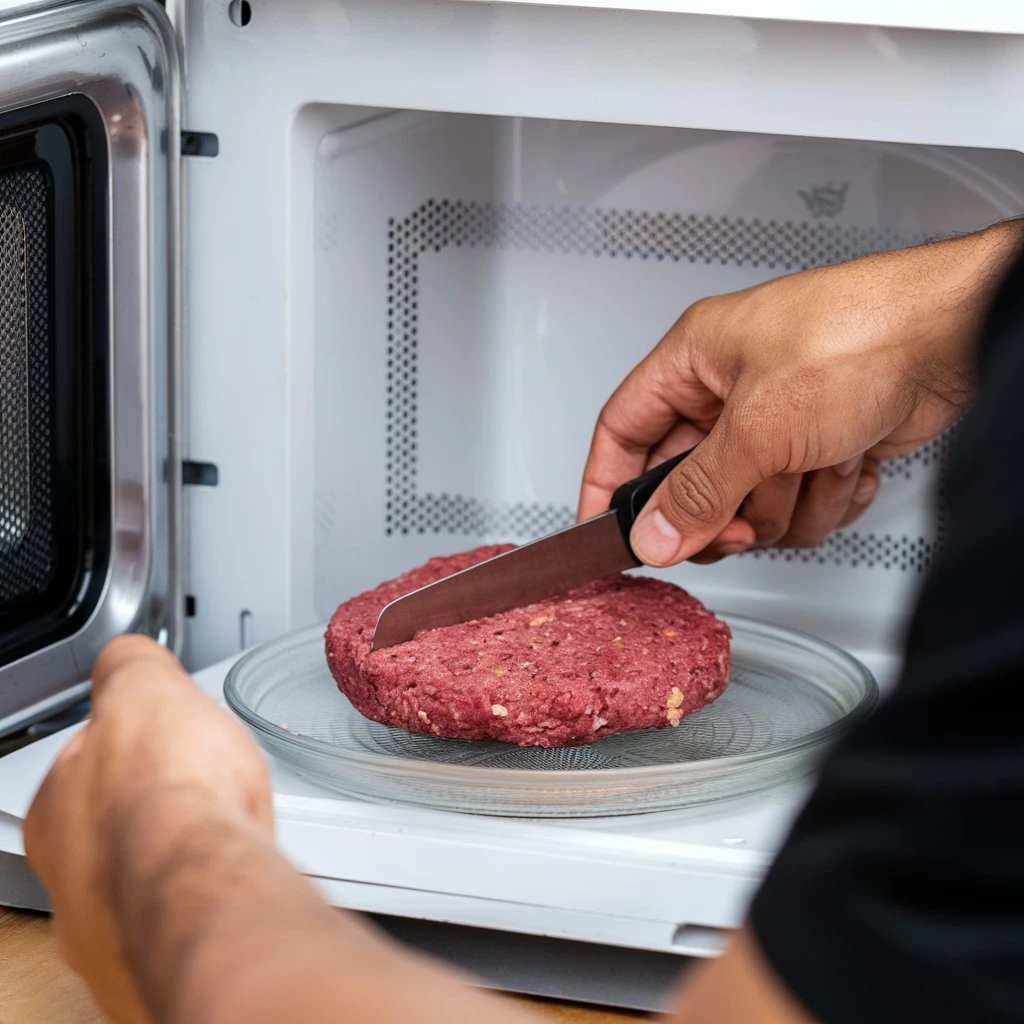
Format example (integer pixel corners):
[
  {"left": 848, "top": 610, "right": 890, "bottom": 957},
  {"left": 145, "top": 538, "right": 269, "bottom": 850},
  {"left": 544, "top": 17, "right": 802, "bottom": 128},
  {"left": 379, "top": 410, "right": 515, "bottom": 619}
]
[{"left": 224, "top": 613, "right": 879, "bottom": 784}]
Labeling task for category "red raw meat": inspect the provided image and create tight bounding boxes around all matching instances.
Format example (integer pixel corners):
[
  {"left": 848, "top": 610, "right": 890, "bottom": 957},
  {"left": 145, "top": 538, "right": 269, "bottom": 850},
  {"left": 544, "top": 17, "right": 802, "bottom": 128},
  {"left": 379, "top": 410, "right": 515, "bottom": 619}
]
[{"left": 325, "top": 545, "right": 731, "bottom": 747}]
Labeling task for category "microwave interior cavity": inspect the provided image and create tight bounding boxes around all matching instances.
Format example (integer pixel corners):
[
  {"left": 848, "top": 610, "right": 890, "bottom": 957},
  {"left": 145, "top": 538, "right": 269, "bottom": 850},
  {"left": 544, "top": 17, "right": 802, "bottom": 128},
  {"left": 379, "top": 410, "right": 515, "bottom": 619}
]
[{"left": 304, "top": 108, "right": 1024, "bottom": 659}]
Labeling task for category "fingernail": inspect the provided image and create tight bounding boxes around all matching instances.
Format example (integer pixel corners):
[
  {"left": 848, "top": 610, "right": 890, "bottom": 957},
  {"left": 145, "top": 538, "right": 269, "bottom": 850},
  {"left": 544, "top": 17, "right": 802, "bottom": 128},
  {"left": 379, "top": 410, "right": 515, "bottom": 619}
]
[
  {"left": 853, "top": 474, "right": 878, "bottom": 504},
  {"left": 835, "top": 456, "right": 861, "bottom": 478},
  {"left": 690, "top": 541, "right": 750, "bottom": 565},
  {"left": 631, "top": 509, "right": 683, "bottom": 566},
  {"left": 717, "top": 542, "right": 751, "bottom": 557}
]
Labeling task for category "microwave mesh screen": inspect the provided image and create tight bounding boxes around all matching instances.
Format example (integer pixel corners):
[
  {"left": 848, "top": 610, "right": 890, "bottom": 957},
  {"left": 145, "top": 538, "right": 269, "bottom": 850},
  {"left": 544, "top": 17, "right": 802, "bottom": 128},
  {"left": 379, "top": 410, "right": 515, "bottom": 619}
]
[
  {"left": 384, "top": 196, "right": 947, "bottom": 571},
  {"left": 0, "top": 167, "right": 55, "bottom": 603}
]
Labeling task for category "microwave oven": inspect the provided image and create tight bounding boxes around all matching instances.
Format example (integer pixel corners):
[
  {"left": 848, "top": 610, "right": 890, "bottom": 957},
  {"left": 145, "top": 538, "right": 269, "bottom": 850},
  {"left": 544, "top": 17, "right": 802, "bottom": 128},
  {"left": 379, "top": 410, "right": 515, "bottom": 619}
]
[{"left": 2, "top": 0, "right": 1024, "bottom": 1011}]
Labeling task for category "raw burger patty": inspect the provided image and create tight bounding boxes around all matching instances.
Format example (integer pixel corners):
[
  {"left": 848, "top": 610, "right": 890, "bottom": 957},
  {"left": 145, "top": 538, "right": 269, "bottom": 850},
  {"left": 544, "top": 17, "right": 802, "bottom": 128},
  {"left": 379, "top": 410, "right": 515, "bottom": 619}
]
[{"left": 325, "top": 545, "right": 731, "bottom": 748}]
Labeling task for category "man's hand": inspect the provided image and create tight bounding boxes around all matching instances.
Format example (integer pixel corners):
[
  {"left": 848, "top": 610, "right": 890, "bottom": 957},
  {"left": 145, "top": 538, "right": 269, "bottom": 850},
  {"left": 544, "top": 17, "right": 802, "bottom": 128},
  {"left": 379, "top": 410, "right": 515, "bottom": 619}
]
[
  {"left": 580, "top": 220, "right": 1024, "bottom": 566},
  {"left": 24, "top": 635, "right": 273, "bottom": 1024}
]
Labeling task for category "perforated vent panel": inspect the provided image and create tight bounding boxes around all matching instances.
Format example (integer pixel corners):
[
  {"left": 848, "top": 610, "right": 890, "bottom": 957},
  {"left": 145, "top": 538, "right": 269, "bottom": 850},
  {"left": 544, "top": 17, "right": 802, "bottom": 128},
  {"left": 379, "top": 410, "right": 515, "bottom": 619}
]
[
  {"left": 0, "top": 167, "right": 53, "bottom": 603},
  {"left": 386, "top": 199, "right": 947, "bottom": 571}
]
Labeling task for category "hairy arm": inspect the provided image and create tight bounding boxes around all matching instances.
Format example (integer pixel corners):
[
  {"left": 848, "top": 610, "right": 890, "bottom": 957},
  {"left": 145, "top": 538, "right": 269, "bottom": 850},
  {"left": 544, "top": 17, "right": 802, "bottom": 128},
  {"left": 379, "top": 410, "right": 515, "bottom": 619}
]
[
  {"left": 111, "top": 789, "right": 537, "bottom": 1024},
  {"left": 116, "top": 795, "right": 809, "bottom": 1024}
]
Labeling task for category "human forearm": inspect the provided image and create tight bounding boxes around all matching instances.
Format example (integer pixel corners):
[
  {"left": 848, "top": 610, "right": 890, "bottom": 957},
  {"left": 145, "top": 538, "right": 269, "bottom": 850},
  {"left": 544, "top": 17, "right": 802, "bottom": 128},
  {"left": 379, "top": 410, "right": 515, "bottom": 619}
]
[
  {"left": 899, "top": 216, "right": 1024, "bottom": 396},
  {"left": 115, "top": 792, "right": 820, "bottom": 1024},
  {"left": 948, "top": 216, "right": 1024, "bottom": 310},
  {"left": 112, "top": 788, "right": 540, "bottom": 1024}
]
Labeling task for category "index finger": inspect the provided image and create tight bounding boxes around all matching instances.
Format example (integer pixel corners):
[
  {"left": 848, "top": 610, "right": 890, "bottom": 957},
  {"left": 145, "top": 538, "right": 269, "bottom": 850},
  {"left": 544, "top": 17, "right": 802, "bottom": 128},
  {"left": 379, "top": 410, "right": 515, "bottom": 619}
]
[
  {"left": 577, "top": 349, "right": 718, "bottom": 520},
  {"left": 578, "top": 419, "right": 656, "bottom": 521}
]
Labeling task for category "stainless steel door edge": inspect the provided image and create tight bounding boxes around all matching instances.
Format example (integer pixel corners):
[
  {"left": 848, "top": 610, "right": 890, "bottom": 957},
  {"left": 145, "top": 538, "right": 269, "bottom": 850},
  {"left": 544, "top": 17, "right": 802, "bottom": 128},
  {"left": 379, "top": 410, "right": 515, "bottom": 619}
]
[{"left": 0, "top": 0, "right": 183, "bottom": 733}]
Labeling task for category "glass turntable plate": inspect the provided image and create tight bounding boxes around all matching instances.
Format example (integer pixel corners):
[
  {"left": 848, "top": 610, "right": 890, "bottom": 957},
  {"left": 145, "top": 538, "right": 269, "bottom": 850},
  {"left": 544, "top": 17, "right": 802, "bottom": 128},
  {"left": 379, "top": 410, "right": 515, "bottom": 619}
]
[{"left": 224, "top": 615, "right": 878, "bottom": 818}]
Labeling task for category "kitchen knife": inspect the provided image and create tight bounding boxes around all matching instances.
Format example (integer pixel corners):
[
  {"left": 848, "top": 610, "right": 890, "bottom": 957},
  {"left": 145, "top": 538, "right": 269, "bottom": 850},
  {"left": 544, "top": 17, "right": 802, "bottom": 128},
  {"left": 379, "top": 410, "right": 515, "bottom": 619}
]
[{"left": 370, "top": 450, "right": 692, "bottom": 651}]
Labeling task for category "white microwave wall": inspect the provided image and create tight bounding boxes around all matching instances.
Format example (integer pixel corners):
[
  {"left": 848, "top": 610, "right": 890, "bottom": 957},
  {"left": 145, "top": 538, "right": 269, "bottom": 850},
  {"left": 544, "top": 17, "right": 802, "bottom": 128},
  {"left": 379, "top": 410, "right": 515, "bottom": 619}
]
[{"left": 174, "top": 0, "right": 1024, "bottom": 673}]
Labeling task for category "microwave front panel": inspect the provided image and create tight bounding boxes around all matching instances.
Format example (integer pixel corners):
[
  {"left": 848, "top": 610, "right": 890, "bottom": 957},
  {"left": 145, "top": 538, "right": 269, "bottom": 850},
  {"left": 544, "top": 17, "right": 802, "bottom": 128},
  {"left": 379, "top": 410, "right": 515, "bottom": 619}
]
[
  {"left": 180, "top": 0, "right": 1024, "bottom": 151},
  {"left": 0, "top": 0, "right": 182, "bottom": 734}
]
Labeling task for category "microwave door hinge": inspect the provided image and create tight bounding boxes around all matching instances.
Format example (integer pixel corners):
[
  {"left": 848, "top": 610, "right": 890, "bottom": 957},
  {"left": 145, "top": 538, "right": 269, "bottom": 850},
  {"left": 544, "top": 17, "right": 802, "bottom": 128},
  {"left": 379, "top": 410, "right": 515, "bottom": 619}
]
[
  {"left": 180, "top": 131, "right": 219, "bottom": 158},
  {"left": 182, "top": 460, "right": 218, "bottom": 487}
]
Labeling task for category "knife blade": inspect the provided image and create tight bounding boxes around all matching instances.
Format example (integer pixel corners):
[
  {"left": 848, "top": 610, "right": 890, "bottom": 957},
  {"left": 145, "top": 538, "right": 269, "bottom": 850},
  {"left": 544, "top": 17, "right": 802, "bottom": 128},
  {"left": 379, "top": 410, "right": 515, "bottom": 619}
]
[{"left": 370, "top": 450, "right": 691, "bottom": 651}]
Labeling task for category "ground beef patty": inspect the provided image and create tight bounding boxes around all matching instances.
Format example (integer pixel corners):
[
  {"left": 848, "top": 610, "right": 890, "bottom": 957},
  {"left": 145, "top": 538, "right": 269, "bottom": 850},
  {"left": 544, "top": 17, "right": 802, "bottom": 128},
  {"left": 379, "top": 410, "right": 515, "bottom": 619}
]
[{"left": 325, "top": 545, "right": 731, "bottom": 747}]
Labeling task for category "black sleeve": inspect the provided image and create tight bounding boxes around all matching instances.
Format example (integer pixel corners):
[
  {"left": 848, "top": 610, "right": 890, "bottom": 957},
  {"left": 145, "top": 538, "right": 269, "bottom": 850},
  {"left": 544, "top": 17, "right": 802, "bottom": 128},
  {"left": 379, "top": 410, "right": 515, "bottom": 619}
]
[{"left": 749, "top": 252, "right": 1024, "bottom": 1024}]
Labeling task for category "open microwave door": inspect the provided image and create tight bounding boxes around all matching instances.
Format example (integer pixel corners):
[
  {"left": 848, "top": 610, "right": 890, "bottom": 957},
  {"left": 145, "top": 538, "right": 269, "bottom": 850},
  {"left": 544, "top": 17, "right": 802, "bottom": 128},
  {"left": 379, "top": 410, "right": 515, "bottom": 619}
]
[{"left": 0, "top": 0, "right": 182, "bottom": 736}]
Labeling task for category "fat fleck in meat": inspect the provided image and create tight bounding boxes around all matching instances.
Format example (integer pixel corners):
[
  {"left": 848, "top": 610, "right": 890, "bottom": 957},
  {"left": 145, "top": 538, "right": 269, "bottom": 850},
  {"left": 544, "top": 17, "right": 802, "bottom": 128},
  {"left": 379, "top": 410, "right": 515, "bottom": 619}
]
[{"left": 324, "top": 545, "right": 731, "bottom": 748}]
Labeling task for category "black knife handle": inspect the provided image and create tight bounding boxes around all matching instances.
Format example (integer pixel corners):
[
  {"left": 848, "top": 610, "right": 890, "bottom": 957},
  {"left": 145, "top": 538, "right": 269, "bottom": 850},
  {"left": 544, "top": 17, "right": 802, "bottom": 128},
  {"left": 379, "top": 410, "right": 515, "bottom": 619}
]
[{"left": 610, "top": 450, "right": 693, "bottom": 556}]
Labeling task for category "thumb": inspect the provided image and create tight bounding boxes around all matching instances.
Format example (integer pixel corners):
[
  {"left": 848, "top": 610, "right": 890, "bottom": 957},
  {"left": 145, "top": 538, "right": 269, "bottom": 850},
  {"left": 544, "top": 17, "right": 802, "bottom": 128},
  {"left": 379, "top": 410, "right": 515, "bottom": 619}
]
[{"left": 629, "top": 426, "right": 765, "bottom": 566}]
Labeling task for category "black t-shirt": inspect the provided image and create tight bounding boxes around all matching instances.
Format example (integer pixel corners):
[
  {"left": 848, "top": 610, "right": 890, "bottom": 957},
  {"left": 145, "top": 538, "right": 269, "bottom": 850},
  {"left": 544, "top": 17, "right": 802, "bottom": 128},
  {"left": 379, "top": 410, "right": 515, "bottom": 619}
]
[{"left": 750, "top": 251, "right": 1024, "bottom": 1023}]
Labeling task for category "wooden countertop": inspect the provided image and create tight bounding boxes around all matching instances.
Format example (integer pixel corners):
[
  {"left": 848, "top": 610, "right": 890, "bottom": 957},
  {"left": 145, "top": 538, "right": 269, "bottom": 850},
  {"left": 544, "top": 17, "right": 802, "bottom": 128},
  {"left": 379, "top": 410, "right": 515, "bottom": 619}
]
[{"left": 0, "top": 908, "right": 643, "bottom": 1023}]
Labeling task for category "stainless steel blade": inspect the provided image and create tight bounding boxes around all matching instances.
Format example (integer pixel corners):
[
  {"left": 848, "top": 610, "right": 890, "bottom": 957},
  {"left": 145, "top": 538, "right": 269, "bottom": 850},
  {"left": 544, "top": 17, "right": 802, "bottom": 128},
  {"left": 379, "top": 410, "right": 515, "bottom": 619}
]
[{"left": 371, "top": 512, "right": 638, "bottom": 650}]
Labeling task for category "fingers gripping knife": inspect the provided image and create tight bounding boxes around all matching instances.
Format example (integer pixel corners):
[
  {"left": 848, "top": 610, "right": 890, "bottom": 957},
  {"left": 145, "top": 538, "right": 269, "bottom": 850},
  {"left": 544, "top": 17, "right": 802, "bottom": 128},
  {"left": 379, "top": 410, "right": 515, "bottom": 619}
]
[{"left": 371, "top": 452, "right": 691, "bottom": 651}]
